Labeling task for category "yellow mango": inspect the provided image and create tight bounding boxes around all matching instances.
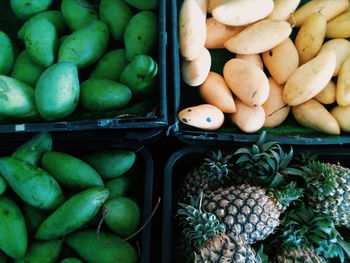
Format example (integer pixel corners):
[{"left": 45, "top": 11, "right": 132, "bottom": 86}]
[
  {"left": 283, "top": 51, "right": 336, "bottom": 106},
  {"left": 182, "top": 48, "right": 211, "bottom": 86},
  {"left": 267, "top": 0, "right": 301, "bottom": 21},
  {"left": 331, "top": 105, "right": 350, "bottom": 132},
  {"left": 235, "top": 54, "right": 263, "bottom": 70},
  {"left": 262, "top": 38, "right": 299, "bottom": 84},
  {"left": 295, "top": 12, "right": 327, "bottom": 65},
  {"left": 314, "top": 80, "right": 336, "bottom": 104},
  {"left": 224, "top": 20, "right": 292, "bottom": 55},
  {"left": 337, "top": 55, "right": 350, "bottom": 106},
  {"left": 326, "top": 11, "right": 350, "bottom": 38}
]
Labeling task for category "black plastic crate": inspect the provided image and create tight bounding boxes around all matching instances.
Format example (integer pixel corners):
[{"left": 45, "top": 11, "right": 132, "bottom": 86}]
[
  {"left": 0, "top": 0, "right": 167, "bottom": 133},
  {"left": 169, "top": 0, "right": 350, "bottom": 145},
  {"left": 0, "top": 133, "right": 154, "bottom": 263},
  {"left": 161, "top": 145, "right": 350, "bottom": 262}
]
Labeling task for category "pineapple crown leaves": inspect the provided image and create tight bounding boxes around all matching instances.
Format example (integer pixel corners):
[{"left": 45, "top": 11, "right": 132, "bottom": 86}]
[
  {"left": 234, "top": 131, "right": 300, "bottom": 188},
  {"left": 256, "top": 245, "right": 270, "bottom": 263},
  {"left": 275, "top": 204, "right": 350, "bottom": 262},
  {"left": 176, "top": 193, "right": 226, "bottom": 250},
  {"left": 301, "top": 160, "right": 337, "bottom": 197},
  {"left": 202, "top": 150, "right": 233, "bottom": 183},
  {"left": 268, "top": 181, "right": 303, "bottom": 212}
]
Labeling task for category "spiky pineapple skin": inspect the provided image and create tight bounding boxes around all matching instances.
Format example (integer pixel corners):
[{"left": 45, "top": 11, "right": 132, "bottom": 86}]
[
  {"left": 275, "top": 247, "right": 327, "bottom": 263},
  {"left": 195, "top": 233, "right": 260, "bottom": 263},
  {"left": 311, "top": 163, "right": 350, "bottom": 226},
  {"left": 202, "top": 185, "right": 280, "bottom": 244}
]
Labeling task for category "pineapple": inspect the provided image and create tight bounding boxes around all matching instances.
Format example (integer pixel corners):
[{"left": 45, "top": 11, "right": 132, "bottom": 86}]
[
  {"left": 270, "top": 204, "right": 349, "bottom": 263},
  {"left": 177, "top": 199, "right": 260, "bottom": 263},
  {"left": 299, "top": 160, "right": 350, "bottom": 227},
  {"left": 201, "top": 182, "right": 302, "bottom": 244},
  {"left": 178, "top": 151, "right": 233, "bottom": 203}
]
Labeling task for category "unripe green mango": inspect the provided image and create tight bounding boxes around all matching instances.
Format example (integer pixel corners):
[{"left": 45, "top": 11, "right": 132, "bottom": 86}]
[
  {"left": 66, "top": 230, "right": 137, "bottom": 263},
  {"left": 12, "top": 132, "right": 52, "bottom": 166},
  {"left": 90, "top": 49, "right": 128, "bottom": 81},
  {"left": 0, "top": 177, "right": 6, "bottom": 196},
  {"left": 0, "top": 157, "right": 64, "bottom": 210},
  {"left": 58, "top": 20, "right": 109, "bottom": 68},
  {"left": 10, "top": 50, "right": 45, "bottom": 87},
  {"left": 0, "top": 32, "right": 15, "bottom": 75},
  {"left": 22, "top": 203, "right": 49, "bottom": 233},
  {"left": 60, "top": 258, "right": 83, "bottom": 263},
  {"left": 124, "top": 11, "right": 157, "bottom": 61},
  {"left": 120, "top": 54, "right": 158, "bottom": 99},
  {"left": 0, "top": 250, "right": 7, "bottom": 263},
  {"left": 105, "top": 176, "right": 131, "bottom": 200},
  {"left": 24, "top": 16, "right": 58, "bottom": 67},
  {"left": 0, "top": 197, "right": 27, "bottom": 259},
  {"left": 41, "top": 151, "right": 104, "bottom": 189},
  {"left": 104, "top": 197, "right": 140, "bottom": 238},
  {"left": 80, "top": 78, "right": 132, "bottom": 112},
  {"left": 36, "top": 187, "right": 109, "bottom": 240},
  {"left": 59, "top": 35, "right": 69, "bottom": 46},
  {"left": 83, "top": 150, "right": 136, "bottom": 179},
  {"left": 18, "top": 10, "right": 67, "bottom": 40},
  {"left": 125, "top": 0, "right": 158, "bottom": 10},
  {"left": 14, "top": 239, "right": 62, "bottom": 263},
  {"left": 10, "top": 0, "right": 54, "bottom": 20},
  {"left": 0, "top": 75, "right": 38, "bottom": 119},
  {"left": 100, "top": 0, "right": 133, "bottom": 40},
  {"left": 61, "top": 0, "right": 98, "bottom": 32},
  {"left": 35, "top": 62, "right": 80, "bottom": 121}
]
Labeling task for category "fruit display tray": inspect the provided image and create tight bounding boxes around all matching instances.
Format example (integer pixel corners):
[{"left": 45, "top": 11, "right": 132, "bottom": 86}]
[
  {"left": 169, "top": 0, "right": 350, "bottom": 145},
  {"left": 0, "top": 133, "right": 154, "bottom": 263},
  {"left": 161, "top": 145, "right": 350, "bottom": 262},
  {"left": 0, "top": 0, "right": 167, "bottom": 134}
]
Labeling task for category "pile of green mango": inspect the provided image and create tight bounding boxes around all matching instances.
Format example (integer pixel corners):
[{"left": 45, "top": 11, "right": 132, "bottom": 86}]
[
  {"left": 0, "top": 0, "right": 159, "bottom": 122},
  {"left": 0, "top": 132, "right": 143, "bottom": 263}
]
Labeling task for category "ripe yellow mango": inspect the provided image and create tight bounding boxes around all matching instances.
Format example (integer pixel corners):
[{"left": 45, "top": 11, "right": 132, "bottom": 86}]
[
  {"left": 224, "top": 20, "right": 292, "bottom": 55},
  {"left": 182, "top": 48, "right": 211, "bottom": 86},
  {"left": 179, "top": 0, "right": 206, "bottom": 61},
  {"left": 267, "top": 0, "right": 300, "bottom": 21},
  {"left": 236, "top": 54, "right": 263, "bottom": 70},
  {"left": 283, "top": 51, "right": 336, "bottom": 106},
  {"left": 291, "top": 0, "right": 349, "bottom": 27},
  {"left": 262, "top": 38, "right": 299, "bottom": 85},
  {"left": 295, "top": 12, "right": 326, "bottom": 65},
  {"left": 337, "top": 56, "right": 350, "bottom": 106},
  {"left": 326, "top": 11, "right": 350, "bottom": 38},
  {"left": 331, "top": 105, "right": 350, "bottom": 132},
  {"left": 314, "top": 80, "right": 336, "bottom": 104}
]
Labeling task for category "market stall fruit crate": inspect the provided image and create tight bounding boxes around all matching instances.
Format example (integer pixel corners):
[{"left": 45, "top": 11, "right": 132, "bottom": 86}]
[
  {"left": 169, "top": 0, "right": 350, "bottom": 145},
  {"left": 0, "top": 0, "right": 167, "bottom": 133},
  {"left": 162, "top": 143, "right": 350, "bottom": 262},
  {"left": 0, "top": 132, "right": 154, "bottom": 263}
]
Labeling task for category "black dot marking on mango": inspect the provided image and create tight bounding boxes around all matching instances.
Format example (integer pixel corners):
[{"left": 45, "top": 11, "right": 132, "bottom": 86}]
[
  {"left": 182, "top": 118, "right": 188, "bottom": 123},
  {"left": 24, "top": 2, "right": 32, "bottom": 8},
  {"left": 188, "top": 109, "right": 191, "bottom": 112},
  {"left": 137, "top": 74, "right": 146, "bottom": 80},
  {"left": 269, "top": 51, "right": 273, "bottom": 56},
  {"left": 137, "top": 36, "right": 142, "bottom": 40},
  {"left": 3, "top": 210, "right": 9, "bottom": 216},
  {"left": 206, "top": 117, "right": 212, "bottom": 123}
]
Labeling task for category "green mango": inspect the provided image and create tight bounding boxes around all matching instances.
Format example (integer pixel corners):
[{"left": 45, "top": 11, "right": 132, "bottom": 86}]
[
  {"left": 105, "top": 176, "right": 131, "bottom": 200},
  {"left": 66, "top": 230, "right": 137, "bottom": 263},
  {"left": 80, "top": 78, "right": 132, "bottom": 112},
  {"left": 24, "top": 16, "right": 58, "bottom": 67},
  {"left": 60, "top": 258, "right": 83, "bottom": 263},
  {"left": 35, "top": 62, "right": 80, "bottom": 121},
  {"left": 22, "top": 203, "right": 49, "bottom": 233},
  {"left": 10, "top": 0, "right": 54, "bottom": 20},
  {"left": 58, "top": 20, "right": 109, "bottom": 68},
  {"left": 0, "top": 197, "right": 27, "bottom": 259},
  {"left": 59, "top": 245, "right": 80, "bottom": 261},
  {"left": 10, "top": 50, "right": 45, "bottom": 87},
  {"left": 61, "top": 0, "right": 98, "bottom": 32},
  {"left": 90, "top": 49, "right": 128, "bottom": 81},
  {"left": 0, "top": 31, "right": 15, "bottom": 75},
  {"left": 0, "top": 177, "right": 6, "bottom": 196},
  {"left": 0, "top": 250, "right": 8, "bottom": 263},
  {"left": 124, "top": 11, "right": 157, "bottom": 61},
  {"left": 0, "top": 75, "right": 38, "bottom": 119},
  {"left": 59, "top": 35, "right": 69, "bottom": 46},
  {"left": 41, "top": 151, "right": 104, "bottom": 189},
  {"left": 0, "top": 157, "right": 64, "bottom": 210},
  {"left": 12, "top": 132, "right": 52, "bottom": 166},
  {"left": 36, "top": 187, "right": 109, "bottom": 240},
  {"left": 14, "top": 239, "right": 62, "bottom": 263},
  {"left": 125, "top": 0, "right": 158, "bottom": 10},
  {"left": 18, "top": 10, "right": 67, "bottom": 39},
  {"left": 104, "top": 197, "right": 140, "bottom": 238},
  {"left": 120, "top": 54, "right": 158, "bottom": 99},
  {"left": 83, "top": 150, "right": 136, "bottom": 179},
  {"left": 100, "top": 0, "right": 133, "bottom": 40}
]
